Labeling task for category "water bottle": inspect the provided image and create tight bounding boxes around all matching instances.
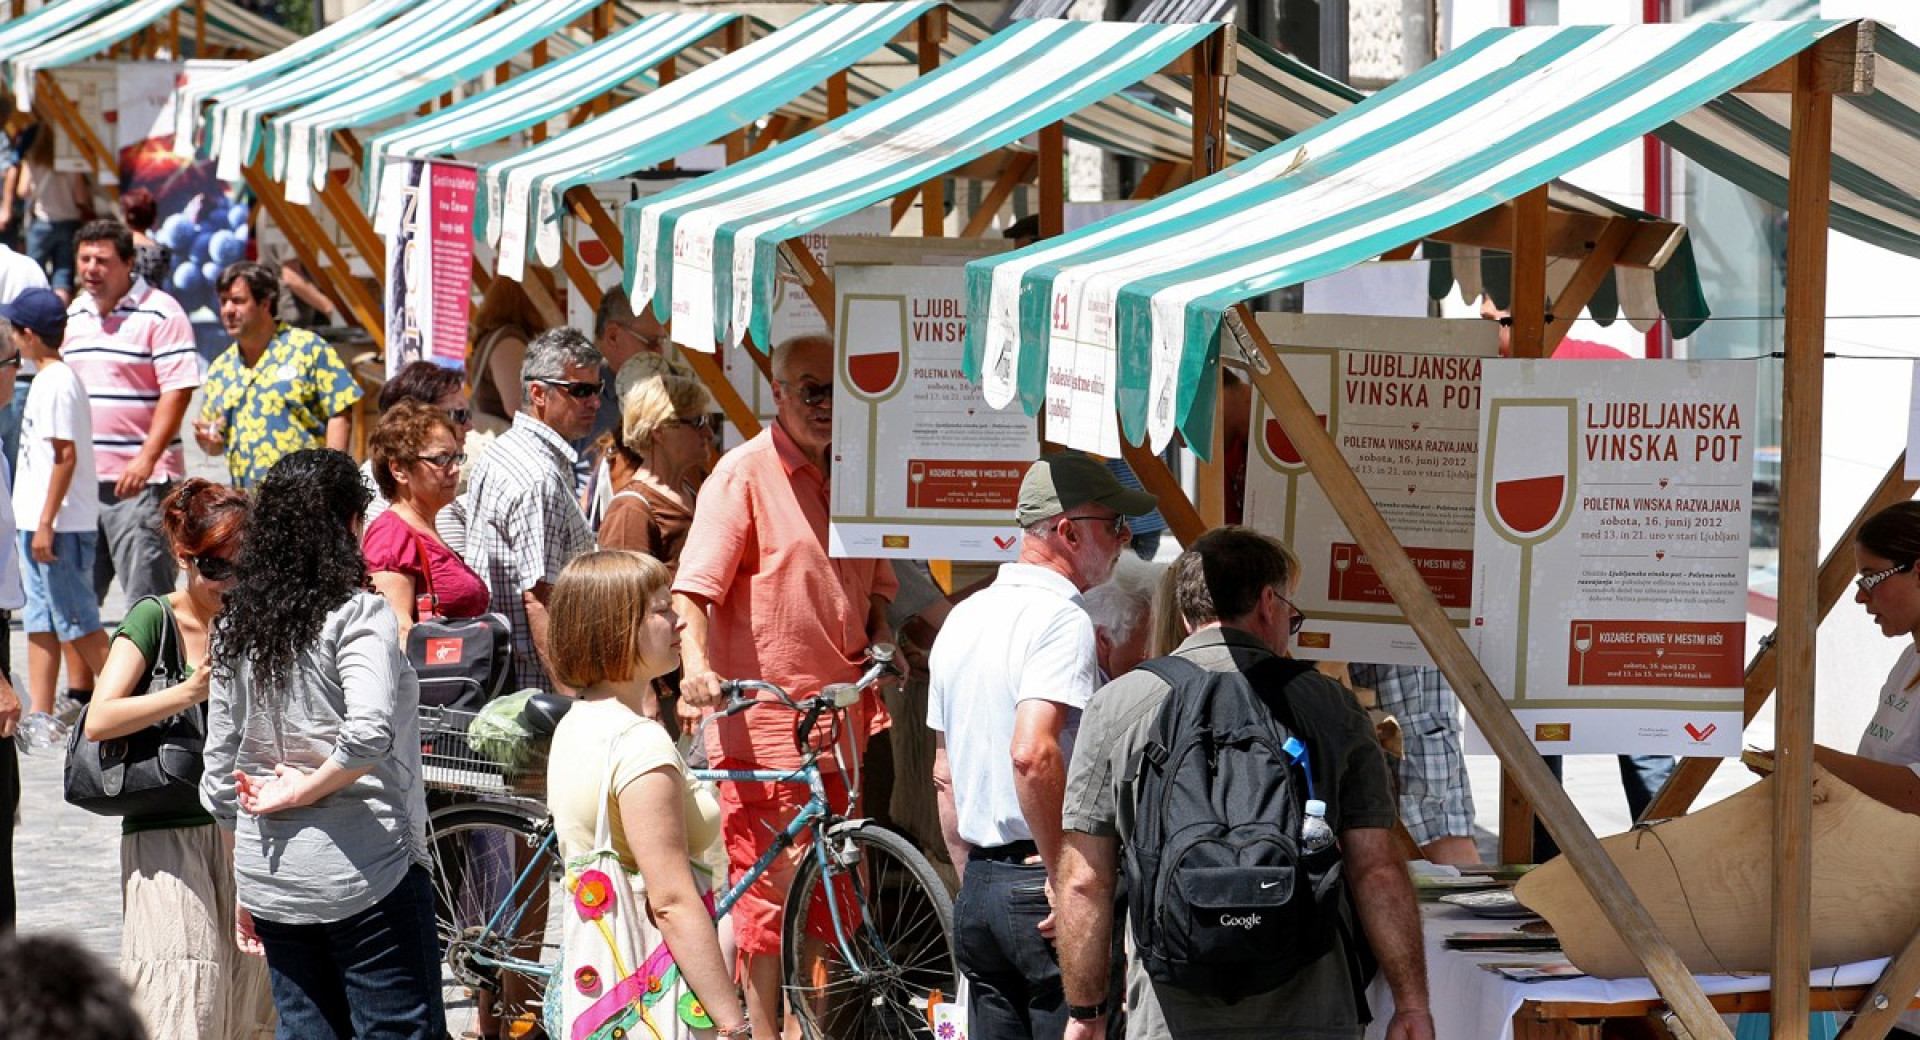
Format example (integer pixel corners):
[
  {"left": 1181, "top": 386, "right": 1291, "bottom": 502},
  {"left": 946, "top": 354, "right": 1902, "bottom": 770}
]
[
  {"left": 1300, "top": 798, "right": 1335, "bottom": 854},
  {"left": 14, "top": 711, "right": 69, "bottom": 753}
]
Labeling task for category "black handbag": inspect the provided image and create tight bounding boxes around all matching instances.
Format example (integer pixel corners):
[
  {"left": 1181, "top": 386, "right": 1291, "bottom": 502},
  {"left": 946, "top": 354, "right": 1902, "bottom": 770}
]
[
  {"left": 63, "top": 596, "right": 207, "bottom": 818},
  {"left": 405, "top": 532, "right": 513, "bottom": 710}
]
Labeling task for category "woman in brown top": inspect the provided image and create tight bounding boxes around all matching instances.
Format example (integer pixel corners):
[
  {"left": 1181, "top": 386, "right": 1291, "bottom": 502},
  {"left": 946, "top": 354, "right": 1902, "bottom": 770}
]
[{"left": 596, "top": 359, "right": 715, "bottom": 569}]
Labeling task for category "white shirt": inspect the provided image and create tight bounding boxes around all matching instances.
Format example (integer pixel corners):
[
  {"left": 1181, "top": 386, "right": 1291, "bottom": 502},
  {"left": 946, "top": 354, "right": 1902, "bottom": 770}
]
[
  {"left": 13, "top": 359, "right": 97, "bottom": 533},
  {"left": 0, "top": 244, "right": 47, "bottom": 304},
  {"left": 1859, "top": 643, "right": 1920, "bottom": 776},
  {"left": 926, "top": 562, "right": 1100, "bottom": 848}
]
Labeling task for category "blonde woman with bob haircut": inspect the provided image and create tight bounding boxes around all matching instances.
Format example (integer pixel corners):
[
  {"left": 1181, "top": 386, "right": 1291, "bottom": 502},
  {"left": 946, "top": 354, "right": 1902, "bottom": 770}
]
[
  {"left": 543, "top": 550, "right": 748, "bottom": 1040},
  {"left": 597, "top": 360, "right": 716, "bottom": 569}
]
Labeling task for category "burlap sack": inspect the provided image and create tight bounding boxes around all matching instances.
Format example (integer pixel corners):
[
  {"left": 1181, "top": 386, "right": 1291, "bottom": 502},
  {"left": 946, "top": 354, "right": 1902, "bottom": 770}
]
[{"left": 1514, "top": 764, "right": 1920, "bottom": 978}]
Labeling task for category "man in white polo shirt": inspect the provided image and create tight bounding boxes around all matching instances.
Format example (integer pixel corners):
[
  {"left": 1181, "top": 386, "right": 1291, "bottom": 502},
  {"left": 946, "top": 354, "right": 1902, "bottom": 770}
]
[{"left": 927, "top": 452, "right": 1156, "bottom": 1040}]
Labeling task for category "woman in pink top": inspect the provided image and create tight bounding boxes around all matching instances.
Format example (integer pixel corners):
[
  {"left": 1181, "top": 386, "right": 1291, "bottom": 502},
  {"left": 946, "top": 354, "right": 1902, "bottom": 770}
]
[{"left": 364, "top": 401, "right": 488, "bottom": 638}]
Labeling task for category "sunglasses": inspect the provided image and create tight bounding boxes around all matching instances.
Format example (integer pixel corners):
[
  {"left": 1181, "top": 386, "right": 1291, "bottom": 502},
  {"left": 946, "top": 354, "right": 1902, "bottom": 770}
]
[
  {"left": 536, "top": 378, "right": 604, "bottom": 400},
  {"left": 1065, "top": 514, "right": 1128, "bottom": 539},
  {"left": 665, "top": 415, "right": 717, "bottom": 431},
  {"left": 190, "top": 554, "right": 237, "bottom": 582},
  {"left": 779, "top": 379, "right": 833, "bottom": 408},
  {"left": 416, "top": 452, "right": 467, "bottom": 470},
  {"left": 444, "top": 407, "right": 471, "bottom": 426},
  {"left": 1858, "top": 561, "right": 1914, "bottom": 595}
]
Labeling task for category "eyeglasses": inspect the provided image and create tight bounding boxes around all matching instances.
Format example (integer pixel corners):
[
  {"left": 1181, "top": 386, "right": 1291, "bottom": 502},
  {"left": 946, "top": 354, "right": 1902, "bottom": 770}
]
[
  {"left": 1858, "top": 561, "right": 1914, "bottom": 595},
  {"left": 0, "top": 353, "right": 19, "bottom": 369},
  {"left": 664, "top": 415, "right": 716, "bottom": 432},
  {"left": 610, "top": 322, "right": 671, "bottom": 354},
  {"left": 535, "top": 378, "right": 605, "bottom": 400},
  {"left": 1277, "top": 593, "right": 1307, "bottom": 636},
  {"left": 190, "top": 554, "right": 237, "bottom": 582},
  {"left": 444, "top": 407, "right": 471, "bottom": 426},
  {"left": 1064, "top": 514, "right": 1128, "bottom": 539},
  {"left": 778, "top": 379, "right": 833, "bottom": 408},
  {"left": 415, "top": 452, "right": 467, "bottom": 470}
]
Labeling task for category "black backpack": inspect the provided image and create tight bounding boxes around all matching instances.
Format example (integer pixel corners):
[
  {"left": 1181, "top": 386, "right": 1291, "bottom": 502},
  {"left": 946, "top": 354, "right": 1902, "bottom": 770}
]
[{"left": 1123, "top": 654, "right": 1364, "bottom": 1006}]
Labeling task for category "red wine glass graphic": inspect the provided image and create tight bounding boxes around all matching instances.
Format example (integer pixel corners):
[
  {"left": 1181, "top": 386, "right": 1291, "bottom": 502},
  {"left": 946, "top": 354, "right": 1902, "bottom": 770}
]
[
  {"left": 1482, "top": 399, "right": 1577, "bottom": 701},
  {"left": 1572, "top": 622, "right": 1594, "bottom": 685},
  {"left": 842, "top": 296, "right": 907, "bottom": 402},
  {"left": 1251, "top": 351, "right": 1334, "bottom": 547}
]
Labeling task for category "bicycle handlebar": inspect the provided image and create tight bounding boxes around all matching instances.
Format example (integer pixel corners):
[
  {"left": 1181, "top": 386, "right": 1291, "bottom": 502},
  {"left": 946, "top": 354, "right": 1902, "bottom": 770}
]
[{"left": 703, "top": 645, "right": 901, "bottom": 755}]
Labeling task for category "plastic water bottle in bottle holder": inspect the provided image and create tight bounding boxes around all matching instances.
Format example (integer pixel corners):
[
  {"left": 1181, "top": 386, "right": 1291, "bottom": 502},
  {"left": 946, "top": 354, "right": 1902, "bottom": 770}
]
[{"left": 1300, "top": 798, "right": 1335, "bottom": 854}]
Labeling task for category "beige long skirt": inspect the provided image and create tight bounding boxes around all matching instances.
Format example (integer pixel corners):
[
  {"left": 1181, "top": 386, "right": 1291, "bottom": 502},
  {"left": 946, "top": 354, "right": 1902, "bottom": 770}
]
[{"left": 121, "top": 823, "right": 277, "bottom": 1040}]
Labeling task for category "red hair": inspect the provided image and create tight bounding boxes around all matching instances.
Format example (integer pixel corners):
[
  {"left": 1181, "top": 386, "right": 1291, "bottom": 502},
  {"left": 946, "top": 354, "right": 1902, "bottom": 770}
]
[{"left": 161, "top": 478, "right": 249, "bottom": 558}]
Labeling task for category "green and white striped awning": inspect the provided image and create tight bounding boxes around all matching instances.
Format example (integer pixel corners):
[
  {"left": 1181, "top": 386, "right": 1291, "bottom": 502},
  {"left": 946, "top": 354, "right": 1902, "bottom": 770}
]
[
  {"left": 363, "top": 12, "right": 740, "bottom": 209},
  {"left": 202, "top": 0, "right": 303, "bottom": 56},
  {"left": 6, "top": 0, "right": 181, "bottom": 108},
  {"left": 625, "top": 18, "right": 1217, "bottom": 353},
  {"left": 965, "top": 20, "right": 1887, "bottom": 457},
  {"left": 481, "top": 1, "right": 938, "bottom": 282},
  {"left": 201, "top": 0, "right": 501, "bottom": 182},
  {"left": 265, "top": 0, "right": 606, "bottom": 206},
  {"left": 0, "top": 0, "right": 128, "bottom": 68},
  {"left": 175, "top": 0, "right": 416, "bottom": 151}
]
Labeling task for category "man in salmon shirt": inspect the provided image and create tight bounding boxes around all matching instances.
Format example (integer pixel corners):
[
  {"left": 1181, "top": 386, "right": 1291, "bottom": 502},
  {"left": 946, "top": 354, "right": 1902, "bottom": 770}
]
[{"left": 674, "top": 332, "right": 899, "bottom": 1039}]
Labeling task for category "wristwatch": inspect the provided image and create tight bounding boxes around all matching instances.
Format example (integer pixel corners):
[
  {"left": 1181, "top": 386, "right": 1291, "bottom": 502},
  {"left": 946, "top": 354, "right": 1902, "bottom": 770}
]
[{"left": 1067, "top": 1002, "right": 1106, "bottom": 1021}]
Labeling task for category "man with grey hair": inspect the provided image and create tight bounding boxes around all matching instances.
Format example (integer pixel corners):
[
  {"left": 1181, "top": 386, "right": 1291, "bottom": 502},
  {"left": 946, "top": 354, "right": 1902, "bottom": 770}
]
[
  {"left": 675, "top": 332, "right": 902, "bottom": 1033},
  {"left": 1080, "top": 553, "right": 1163, "bottom": 681},
  {"left": 462, "top": 327, "right": 603, "bottom": 692}
]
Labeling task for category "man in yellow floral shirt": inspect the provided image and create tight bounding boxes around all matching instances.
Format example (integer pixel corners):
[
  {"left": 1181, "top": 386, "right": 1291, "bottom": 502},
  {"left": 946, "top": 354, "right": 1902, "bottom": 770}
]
[{"left": 195, "top": 262, "right": 361, "bottom": 488}]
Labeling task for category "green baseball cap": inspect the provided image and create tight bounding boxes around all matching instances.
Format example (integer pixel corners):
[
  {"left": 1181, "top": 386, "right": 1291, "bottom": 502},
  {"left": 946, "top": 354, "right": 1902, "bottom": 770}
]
[{"left": 1015, "top": 452, "right": 1159, "bottom": 527}]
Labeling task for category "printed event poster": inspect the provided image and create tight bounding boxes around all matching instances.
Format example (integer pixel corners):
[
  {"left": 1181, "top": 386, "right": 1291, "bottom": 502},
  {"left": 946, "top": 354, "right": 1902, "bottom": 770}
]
[
  {"left": 379, "top": 159, "right": 476, "bottom": 377},
  {"left": 1242, "top": 316, "right": 1496, "bottom": 665},
  {"left": 1470, "top": 360, "right": 1753, "bottom": 758},
  {"left": 828, "top": 239, "right": 1032, "bottom": 561}
]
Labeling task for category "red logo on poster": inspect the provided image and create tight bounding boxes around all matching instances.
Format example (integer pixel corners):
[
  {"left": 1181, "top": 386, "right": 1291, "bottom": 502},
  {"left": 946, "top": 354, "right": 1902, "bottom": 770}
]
[
  {"left": 1684, "top": 722, "right": 1718, "bottom": 742},
  {"left": 993, "top": 535, "right": 1017, "bottom": 550}
]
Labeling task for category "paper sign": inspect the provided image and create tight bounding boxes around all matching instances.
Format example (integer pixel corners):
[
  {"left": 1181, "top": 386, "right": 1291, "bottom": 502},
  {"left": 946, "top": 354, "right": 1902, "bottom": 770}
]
[
  {"left": 383, "top": 159, "right": 476, "bottom": 377},
  {"left": 1469, "top": 360, "right": 1754, "bottom": 757}
]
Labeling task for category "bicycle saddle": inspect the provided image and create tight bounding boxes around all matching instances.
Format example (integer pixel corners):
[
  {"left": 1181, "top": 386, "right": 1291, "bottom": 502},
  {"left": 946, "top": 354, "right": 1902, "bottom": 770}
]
[{"left": 518, "top": 692, "right": 575, "bottom": 737}]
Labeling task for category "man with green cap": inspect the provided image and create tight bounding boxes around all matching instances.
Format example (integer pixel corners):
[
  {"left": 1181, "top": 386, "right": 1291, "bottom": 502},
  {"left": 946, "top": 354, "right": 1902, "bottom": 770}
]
[{"left": 927, "top": 450, "right": 1157, "bottom": 1039}]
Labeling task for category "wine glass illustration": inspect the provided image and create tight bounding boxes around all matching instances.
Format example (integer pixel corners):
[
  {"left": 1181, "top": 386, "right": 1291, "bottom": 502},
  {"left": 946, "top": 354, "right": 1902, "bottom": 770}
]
[
  {"left": 1251, "top": 350, "right": 1334, "bottom": 546},
  {"left": 1332, "top": 544, "right": 1354, "bottom": 601},
  {"left": 1572, "top": 623, "right": 1594, "bottom": 685},
  {"left": 838, "top": 294, "right": 910, "bottom": 517},
  {"left": 909, "top": 460, "right": 927, "bottom": 508},
  {"left": 1481, "top": 398, "right": 1577, "bottom": 702}
]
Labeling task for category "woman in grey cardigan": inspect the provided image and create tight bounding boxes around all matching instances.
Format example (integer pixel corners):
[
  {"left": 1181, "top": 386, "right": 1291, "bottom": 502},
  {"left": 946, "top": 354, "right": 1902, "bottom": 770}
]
[{"left": 201, "top": 449, "right": 442, "bottom": 1039}]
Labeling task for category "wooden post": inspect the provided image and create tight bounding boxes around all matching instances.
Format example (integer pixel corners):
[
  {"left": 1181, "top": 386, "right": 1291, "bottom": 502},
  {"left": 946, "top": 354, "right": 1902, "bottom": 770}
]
[
  {"left": 168, "top": 9, "right": 180, "bottom": 57},
  {"left": 194, "top": 0, "right": 205, "bottom": 53},
  {"left": 1646, "top": 451, "right": 1918, "bottom": 819},
  {"left": 1118, "top": 439, "right": 1205, "bottom": 544},
  {"left": 1130, "top": 160, "right": 1180, "bottom": 201},
  {"left": 916, "top": 8, "right": 948, "bottom": 237},
  {"left": 37, "top": 74, "right": 118, "bottom": 190},
  {"left": 1840, "top": 925, "right": 1920, "bottom": 1040},
  {"left": 1038, "top": 123, "right": 1064, "bottom": 239},
  {"left": 1545, "top": 218, "right": 1633, "bottom": 355},
  {"left": 960, "top": 153, "right": 1036, "bottom": 238},
  {"left": 242, "top": 163, "right": 385, "bottom": 348},
  {"left": 777, "top": 239, "right": 837, "bottom": 324},
  {"left": 1233, "top": 305, "right": 1732, "bottom": 1040},
  {"left": 1771, "top": 49, "right": 1835, "bottom": 1040},
  {"left": 827, "top": 70, "right": 849, "bottom": 120}
]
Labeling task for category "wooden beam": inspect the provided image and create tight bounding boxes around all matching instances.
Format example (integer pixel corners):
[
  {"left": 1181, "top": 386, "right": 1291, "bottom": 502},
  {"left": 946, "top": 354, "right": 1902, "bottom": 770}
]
[
  {"left": 1509, "top": 185, "right": 1550, "bottom": 357},
  {"left": 827, "top": 70, "right": 849, "bottom": 120},
  {"left": 1544, "top": 217, "right": 1634, "bottom": 355},
  {"left": 1840, "top": 922, "right": 1920, "bottom": 1040},
  {"left": 1130, "top": 160, "right": 1179, "bottom": 202},
  {"left": 961, "top": 153, "right": 1036, "bottom": 238},
  {"left": 1038, "top": 123, "right": 1065, "bottom": 239},
  {"left": 1428, "top": 204, "right": 1682, "bottom": 269},
  {"left": 37, "top": 73, "right": 117, "bottom": 190},
  {"left": 1771, "top": 48, "right": 1835, "bottom": 1040},
  {"left": 1119, "top": 438, "right": 1204, "bottom": 545},
  {"left": 916, "top": 7, "right": 948, "bottom": 238},
  {"left": 193, "top": 0, "right": 205, "bottom": 52},
  {"left": 777, "top": 240, "right": 836, "bottom": 324},
  {"left": 243, "top": 162, "right": 384, "bottom": 349},
  {"left": 1645, "top": 451, "right": 1919, "bottom": 819},
  {"left": 167, "top": 9, "right": 180, "bottom": 57},
  {"left": 1232, "top": 305, "right": 1733, "bottom": 1040},
  {"left": 1736, "top": 22, "right": 1873, "bottom": 95}
]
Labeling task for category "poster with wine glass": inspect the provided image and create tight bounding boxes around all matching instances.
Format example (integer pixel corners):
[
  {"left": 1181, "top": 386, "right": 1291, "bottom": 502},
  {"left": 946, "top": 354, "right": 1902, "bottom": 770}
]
[
  {"left": 1241, "top": 313, "right": 1499, "bottom": 665},
  {"left": 827, "top": 239, "right": 1034, "bottom": 561},
  {"left": 1470, "top": 360, "right": 1753, "bottom": 758}
]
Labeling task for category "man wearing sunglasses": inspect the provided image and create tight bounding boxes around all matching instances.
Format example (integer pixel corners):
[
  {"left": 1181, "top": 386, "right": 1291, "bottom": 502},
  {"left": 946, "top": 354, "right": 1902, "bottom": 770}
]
[
  {"left": 927, "top": 452, "right": 1156, "bottom": 1039},
  {"left": 195, "top": 262, "right": 362, "bottom": 489},
  {"left": 674, "top": 333, "right": 902, "bottom": 1033},
  {"left": 461, "top": 328, "right": 602, "bottom": 694}
]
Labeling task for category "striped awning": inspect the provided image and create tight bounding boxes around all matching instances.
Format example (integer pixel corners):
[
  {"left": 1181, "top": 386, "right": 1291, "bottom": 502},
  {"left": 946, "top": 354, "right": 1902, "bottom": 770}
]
[
  {"left": 363, "top": 12, "right": 740, "bottom": 210},
  {"left": 202, "top": 0, "right": 302, "bottom": 55},
  {"left": 0, "top": 0, "right": 127, "bottom": 68},
  {"left": 6, "top": 0, "right": 181, "bottom": 109},
  {"left": 265, "top": 0, "right": 606, "bottom": 206},
  {"left": 481, "top": 1, "right": 938, "bottom": 281},
  {"left": 625, "top": 18, "right": 1216, "bottom": 353},
  {"left": 175, "top": 0, "right": 416, "bottom": 151},
  {"left": 966, "top": 20, "right": 1875, "bottom": 457},
  {"left": 201, "top": 0, "right": 502, "bottom": 182}
]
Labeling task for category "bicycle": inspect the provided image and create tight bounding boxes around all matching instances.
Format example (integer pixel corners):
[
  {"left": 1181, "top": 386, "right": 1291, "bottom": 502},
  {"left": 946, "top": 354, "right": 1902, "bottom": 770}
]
[{"left": 422, "top": 646, "right": 959, "bottom": 1039}]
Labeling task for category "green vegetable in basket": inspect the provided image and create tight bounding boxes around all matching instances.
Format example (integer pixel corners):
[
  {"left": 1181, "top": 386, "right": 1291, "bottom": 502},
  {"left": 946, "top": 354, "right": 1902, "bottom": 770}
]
[{"left": 466, "top": 690, "right": 540, "bottom": 768}]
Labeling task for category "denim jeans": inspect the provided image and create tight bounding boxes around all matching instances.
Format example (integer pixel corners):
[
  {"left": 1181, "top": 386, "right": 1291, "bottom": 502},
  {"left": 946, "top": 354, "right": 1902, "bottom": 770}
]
[
  {"left": 954, "top": 857, "right": 1065, "bottom": 1040},
  {"left": 252, "top": 865, "right": 446, "bottom": 1040}
]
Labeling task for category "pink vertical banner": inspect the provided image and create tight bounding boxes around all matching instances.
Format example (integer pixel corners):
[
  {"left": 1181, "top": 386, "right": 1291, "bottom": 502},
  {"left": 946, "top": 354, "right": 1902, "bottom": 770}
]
[{"left": 425, "top": 161, "right": 476, "bottom": 367}]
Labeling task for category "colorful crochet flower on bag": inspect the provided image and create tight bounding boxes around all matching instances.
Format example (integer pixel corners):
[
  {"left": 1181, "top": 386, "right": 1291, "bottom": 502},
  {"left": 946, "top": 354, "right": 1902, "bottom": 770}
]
[
  {"left": 573, "top": 965, "right": 602, "bottom": 994},
  {"left": 678, "top": 992, "right": 714, "bottom": 1029},
  {"left": 573, "top": 870, "right": 614, "bottom": 919}
]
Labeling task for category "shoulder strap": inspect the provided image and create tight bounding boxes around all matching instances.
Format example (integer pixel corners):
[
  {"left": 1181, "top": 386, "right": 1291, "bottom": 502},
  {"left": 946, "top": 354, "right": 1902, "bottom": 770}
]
[
  {"left": 140, "top": 595, "right": 185, "bottom": 681},
  {"left": 409, "top": 528, "right": 441, "bottom": 619},
  {"left": 1244, "top": 654, "right": 1315, "bottom": 736}
]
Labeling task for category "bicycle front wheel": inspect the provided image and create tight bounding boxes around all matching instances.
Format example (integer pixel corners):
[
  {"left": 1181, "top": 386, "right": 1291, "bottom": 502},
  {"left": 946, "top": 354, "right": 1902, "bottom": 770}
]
[
  {"left": 781, "top": 823, "right": 957, "bottom": 1040},
  {"left": 427, "top": 801, "right": 562, "bottom": 1035}
]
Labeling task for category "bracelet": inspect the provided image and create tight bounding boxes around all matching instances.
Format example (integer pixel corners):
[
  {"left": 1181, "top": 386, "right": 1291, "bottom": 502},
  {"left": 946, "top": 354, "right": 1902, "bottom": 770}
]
[{"left": 715, "top": 1016, "right": 752, "bottom": 1038}]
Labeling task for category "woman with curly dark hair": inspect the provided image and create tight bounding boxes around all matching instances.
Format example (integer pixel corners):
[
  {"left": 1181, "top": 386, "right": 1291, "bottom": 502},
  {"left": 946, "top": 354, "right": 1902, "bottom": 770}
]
[{"left": 200, "top": 449, "right": 443, "bottom": 1039}]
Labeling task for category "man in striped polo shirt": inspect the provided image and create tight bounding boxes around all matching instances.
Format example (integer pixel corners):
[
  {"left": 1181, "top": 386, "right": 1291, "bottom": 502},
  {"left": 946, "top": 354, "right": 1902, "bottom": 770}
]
[{"left": 64, "top": 220, "right": 202, "bottom": 604}]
